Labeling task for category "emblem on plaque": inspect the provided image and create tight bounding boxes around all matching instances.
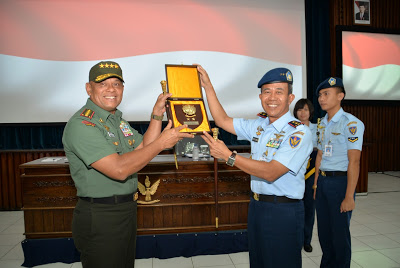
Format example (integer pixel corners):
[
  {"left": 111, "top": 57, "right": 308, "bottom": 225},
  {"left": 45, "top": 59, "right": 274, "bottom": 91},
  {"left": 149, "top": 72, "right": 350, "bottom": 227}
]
[
  {"left": 182, "top": 104, "right": 196, "bottom": 117},
  {"left": 137, "top": 176, "right": 160, "bottom": 204}
]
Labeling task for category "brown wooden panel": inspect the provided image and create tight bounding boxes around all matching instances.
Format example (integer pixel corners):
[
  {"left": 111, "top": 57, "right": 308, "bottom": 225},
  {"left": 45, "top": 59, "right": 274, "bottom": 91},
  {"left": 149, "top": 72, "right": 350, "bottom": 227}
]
[
  {"left": 182, "top": 205, "right": 192, "bottom": 227},
  {"left": 0, "top": 150, "right": 65, "bottom": 210},
  {"left": 43, "top": 210, "right": 54, "bottom": 232},
  {"left": 172, "top": 206, "right": 183, "bottom": 227}
]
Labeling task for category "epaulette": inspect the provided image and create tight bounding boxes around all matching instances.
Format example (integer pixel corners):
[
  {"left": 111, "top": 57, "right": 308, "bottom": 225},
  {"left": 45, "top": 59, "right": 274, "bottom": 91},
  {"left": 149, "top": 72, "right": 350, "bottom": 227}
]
[
  {"left": 82, "top": 120, "right": 96, "bottom": 127},
  {"left": 80, "top": 108, "right": 95, "bottom": 119},
  {"left": 257, "top": 112, "right": 268, "bottom": 118},
  {"left": 288, "top": 120, "right": 302, "bottom": 128}
]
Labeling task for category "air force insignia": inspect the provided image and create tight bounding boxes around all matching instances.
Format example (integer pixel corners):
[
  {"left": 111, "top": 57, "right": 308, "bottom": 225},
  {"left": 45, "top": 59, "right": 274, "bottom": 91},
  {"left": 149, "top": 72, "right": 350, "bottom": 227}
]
[
  {"left": 328, "top": 77, "right": 336, "bottom": 86},
  {"left": 286, "top": 71, "right": 293, "bottom": 82},
  {"left": 348, "top": 137, "right": 358, "bottom": 143},
  {"left": 349, "top": 126, "right": 357, "bottom": 135},
  {"left": 289, "top": 136, "right": 301, "bottom": 148}
]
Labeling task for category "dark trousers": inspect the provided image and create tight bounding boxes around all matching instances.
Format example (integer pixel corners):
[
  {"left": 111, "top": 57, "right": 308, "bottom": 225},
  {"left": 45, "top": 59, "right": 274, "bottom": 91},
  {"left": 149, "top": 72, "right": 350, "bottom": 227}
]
[
  {"left": 316, "top": 175, "right": 353, "bottom": 268},
  {"left": 248, "top": 197, "right": 304, "bottom": 268},
  {"left": 72, "top": 199, "right": 137, "bottom": 268},
  {"left": 303, "top": 177, "right": 316, "bottom": 245}
]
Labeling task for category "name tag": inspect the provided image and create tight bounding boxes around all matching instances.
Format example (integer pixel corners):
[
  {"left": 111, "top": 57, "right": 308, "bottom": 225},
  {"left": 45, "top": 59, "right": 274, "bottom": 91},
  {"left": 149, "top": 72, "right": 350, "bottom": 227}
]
[{"left": 324, "top": 145, "right": 333, "bottom": 157}]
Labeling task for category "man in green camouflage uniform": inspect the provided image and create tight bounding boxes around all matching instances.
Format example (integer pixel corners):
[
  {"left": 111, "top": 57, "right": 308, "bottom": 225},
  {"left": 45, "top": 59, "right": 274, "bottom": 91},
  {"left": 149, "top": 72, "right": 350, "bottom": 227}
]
[{"left": 62, "top": 61, "right": 192, "bottom": 268}]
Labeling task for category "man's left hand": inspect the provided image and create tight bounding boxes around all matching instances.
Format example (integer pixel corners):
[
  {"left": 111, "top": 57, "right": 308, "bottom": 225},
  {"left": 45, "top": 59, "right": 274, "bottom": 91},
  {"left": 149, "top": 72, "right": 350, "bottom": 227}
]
[
  {"left": 201, "top": 131, "right": 232, "bottom": 161},
  {"left": 340, "top": 196, "right": 355, "bottom": 213},
  {"left": 152, "top": 92, "right": 172, "bottom": 116}
]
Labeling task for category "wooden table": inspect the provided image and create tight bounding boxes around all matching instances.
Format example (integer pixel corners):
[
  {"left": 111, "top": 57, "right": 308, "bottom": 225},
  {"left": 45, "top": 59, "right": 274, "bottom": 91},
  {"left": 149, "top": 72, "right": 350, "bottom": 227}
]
[{"left": 20, "top": 155, "right": 251, "bottom": 239}]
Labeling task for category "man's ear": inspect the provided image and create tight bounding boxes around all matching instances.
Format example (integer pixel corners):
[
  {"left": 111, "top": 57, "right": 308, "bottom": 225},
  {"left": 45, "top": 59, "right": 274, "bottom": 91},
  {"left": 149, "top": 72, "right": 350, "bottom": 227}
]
[
  {"left": 85, "top": 82, "right": 92, "bottom": 96},
  {"left": 338, "top": 91, "right": 345, "bottom": 102},
  {"left": 288, "top": 93, "right": 295, "bottom": 105}
]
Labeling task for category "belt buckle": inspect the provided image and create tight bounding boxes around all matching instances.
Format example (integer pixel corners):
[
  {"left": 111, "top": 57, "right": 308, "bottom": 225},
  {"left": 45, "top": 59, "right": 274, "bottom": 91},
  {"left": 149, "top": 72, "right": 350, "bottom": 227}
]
[
  {"left": 253, "top": 193, "right": 259, "bottom": 201},
  {"left": 321, "top": 171, "right": 326, "bottom": 176},
  {"left": 134, "top": 192, "right": 138, "bottom": 201}
]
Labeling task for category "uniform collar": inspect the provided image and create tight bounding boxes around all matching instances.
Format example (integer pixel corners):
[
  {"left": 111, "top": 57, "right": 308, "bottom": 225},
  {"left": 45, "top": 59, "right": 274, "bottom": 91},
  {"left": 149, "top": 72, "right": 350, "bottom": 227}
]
[
  {"left": 269, "top": 111, "right": 292, "bottom": 132},
  {"left": 85, "top": 98, "right": 123, "bottom": 120},
  {"left": 322, "top": 107, "right": 343, "bottom": 125}
]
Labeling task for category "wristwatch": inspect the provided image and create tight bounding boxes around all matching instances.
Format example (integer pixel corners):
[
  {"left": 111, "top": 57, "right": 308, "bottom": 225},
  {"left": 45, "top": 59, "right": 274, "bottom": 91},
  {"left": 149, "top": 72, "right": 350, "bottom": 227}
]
[
  {"left": 151, "top": 113, "right": 163, "bottom": 121},
  {"left": 226, "top": 150, "right": 237, "bottom": 167}
]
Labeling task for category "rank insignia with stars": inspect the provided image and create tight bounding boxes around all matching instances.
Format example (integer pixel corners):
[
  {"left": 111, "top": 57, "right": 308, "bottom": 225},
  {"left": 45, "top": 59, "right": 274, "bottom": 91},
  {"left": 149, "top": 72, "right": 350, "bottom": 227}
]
[
  {"left": 289, "top": 136, "right": 301, "bottom": 148},
  {"left": 288, "top": 120, "right": 302, "bottom": 128},
  {"left": 349, "top": 126, "right": 357, "bottom": 135}
]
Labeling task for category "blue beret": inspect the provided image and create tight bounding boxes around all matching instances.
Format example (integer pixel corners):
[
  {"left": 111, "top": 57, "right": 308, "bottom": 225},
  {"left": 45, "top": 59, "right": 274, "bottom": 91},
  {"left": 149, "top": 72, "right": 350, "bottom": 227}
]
[
  {"left": 257, "top": 68, "right": 293, "bottom": 88},
  {"left": 316, "top": 77, "right": 345, "bottom": 95}
]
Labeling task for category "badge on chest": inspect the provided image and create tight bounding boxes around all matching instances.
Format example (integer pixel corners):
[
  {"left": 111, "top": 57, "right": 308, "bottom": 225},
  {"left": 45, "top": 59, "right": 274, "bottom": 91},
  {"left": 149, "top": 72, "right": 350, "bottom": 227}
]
[
  {"left": 266, "top": 133, "right": 284, "bottom": 148},
  {"left": 120, "top": 121, "right": 133, "bottom": 137}
]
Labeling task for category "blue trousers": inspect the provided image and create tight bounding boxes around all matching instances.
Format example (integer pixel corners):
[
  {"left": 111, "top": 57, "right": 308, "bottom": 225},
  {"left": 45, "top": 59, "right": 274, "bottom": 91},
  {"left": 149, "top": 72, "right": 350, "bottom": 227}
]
[
  {"left": 303, "top": 177, "right": 316, "bottom": 245},
  {"left": 316, "top": 175, "right": 353, "bottom": 268},
  {"left": 248, "top": 196, "right": 304, "bottom": 268}
]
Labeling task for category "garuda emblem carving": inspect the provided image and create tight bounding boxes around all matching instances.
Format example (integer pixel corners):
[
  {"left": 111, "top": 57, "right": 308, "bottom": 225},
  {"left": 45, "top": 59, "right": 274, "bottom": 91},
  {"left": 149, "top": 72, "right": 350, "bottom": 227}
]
[{"left": 137, "top": 176, "right": 160, "bottom": 204}]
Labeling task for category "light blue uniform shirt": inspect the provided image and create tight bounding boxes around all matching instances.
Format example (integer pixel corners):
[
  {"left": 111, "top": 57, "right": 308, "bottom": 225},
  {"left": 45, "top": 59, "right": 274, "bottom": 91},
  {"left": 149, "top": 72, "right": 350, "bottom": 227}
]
[
  {"left": 317, "top": 108, "right": 364, "bottom": 171},
  {"left": 233, "top": 111, "right": 313, "bottom": 199},
  {"left": 309, "top": 123, "right": 318, "bottom": 148}
]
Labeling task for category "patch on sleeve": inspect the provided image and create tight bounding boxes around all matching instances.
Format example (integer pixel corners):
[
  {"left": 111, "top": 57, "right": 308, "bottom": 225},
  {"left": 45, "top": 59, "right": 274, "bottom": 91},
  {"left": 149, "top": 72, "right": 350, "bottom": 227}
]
[
  {"left": 80, "top": 109, "right": 95, "bottom": 119},
  {"left": 289, "top": 136, "right": 301, "bottom": 148},
  {"left": 82, "top": 120, "right": 96, "bottom": 127},
  {"left": 348, "top": 137, "right": 358, "bottom": 143},
  {"left": 288, "top": 120, "right": 302, "bottom": 128},
  {"left": 257, "top": 112, "right": 268, "bottom": 118},
  {"left": 349, "top": 126, "right": 357, "bottom": 135}
]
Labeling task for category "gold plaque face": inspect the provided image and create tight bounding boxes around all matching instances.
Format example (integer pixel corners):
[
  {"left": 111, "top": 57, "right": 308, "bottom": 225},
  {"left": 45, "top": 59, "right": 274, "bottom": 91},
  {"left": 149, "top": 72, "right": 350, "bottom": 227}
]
[{"left": 168, "top": 100, "right": 210, "bottom": 133}]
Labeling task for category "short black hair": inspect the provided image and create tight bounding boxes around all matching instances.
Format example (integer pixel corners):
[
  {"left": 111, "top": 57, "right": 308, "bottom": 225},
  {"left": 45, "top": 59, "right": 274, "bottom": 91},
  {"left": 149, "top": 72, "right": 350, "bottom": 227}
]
[{"left": 294, "top": 98, "right": 314, "bottom": 121}]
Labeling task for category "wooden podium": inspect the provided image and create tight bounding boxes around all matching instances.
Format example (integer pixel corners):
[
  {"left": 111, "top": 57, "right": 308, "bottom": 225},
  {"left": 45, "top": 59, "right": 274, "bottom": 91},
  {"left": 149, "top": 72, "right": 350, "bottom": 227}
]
[{"left": 20, "top": 155, "right": 251, "bottom": 239}]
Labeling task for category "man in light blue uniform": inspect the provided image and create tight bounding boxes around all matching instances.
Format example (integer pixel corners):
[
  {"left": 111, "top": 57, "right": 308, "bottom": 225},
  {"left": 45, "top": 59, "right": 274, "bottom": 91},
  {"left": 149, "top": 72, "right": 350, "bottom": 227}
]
[
  {"left": 313, "top": 77, "right": 365, "bottom": 268},
  {"left": 198, "top": 65, "right": 313, "bottom": 267}
]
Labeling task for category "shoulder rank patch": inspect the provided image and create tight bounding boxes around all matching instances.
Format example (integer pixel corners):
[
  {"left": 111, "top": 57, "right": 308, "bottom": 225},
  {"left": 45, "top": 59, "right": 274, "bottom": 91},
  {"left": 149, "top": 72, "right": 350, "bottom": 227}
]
[
  {"left": 82, "top": 120, "right": 95, "bottom": 127},
  {"left": 289, "top": 136, "right": 301, "bottom": 148},
  {"left": 349, "top": 126, "right": 357, "bottom": 135},
  {"left": 348, "top": 137, "right": 358, "bottom": 143},
  {"left": 347, "top": 121, "right": 357, "bottom": 126},
  {"left": 288, "top": 120, "right": 302, "bottom": 128},
  {"left": 80, "top": 109, "right": 94, "bottom": 119},
  {"left": 257, "top": 112, "right": 268, "bottom": 118}
]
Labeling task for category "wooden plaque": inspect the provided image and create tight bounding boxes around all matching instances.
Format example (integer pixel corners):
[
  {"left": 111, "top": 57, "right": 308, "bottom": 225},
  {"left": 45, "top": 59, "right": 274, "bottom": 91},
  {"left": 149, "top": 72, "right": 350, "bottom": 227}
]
[{"left": 165, "top": 64, "right": 211, "bottom": 134}]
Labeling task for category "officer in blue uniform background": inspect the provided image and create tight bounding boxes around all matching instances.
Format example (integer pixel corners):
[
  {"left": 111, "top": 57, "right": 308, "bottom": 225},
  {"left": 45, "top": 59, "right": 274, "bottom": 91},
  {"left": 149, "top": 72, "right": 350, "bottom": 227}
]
[
  {"left": 313, "top": 77, "right": 365, "bottom": 268},
  {"left": 198, "top": 65, "right": 313, "bottom": 267},
  {"left": 294, "top": 98, "right": 318, "bottom": 253}
]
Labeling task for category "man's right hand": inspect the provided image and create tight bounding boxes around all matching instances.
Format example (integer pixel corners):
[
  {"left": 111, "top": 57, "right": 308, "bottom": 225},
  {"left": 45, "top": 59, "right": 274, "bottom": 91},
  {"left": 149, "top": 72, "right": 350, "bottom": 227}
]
[{"left": 159, "top": 120, "right": 194, "bottom": 149}]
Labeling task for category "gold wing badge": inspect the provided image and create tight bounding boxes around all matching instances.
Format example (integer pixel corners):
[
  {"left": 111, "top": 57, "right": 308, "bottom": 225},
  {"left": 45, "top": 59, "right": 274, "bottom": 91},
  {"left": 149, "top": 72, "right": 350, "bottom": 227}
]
[{"left": 137, "top": 176, "right": 161, "bottom": 204}]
